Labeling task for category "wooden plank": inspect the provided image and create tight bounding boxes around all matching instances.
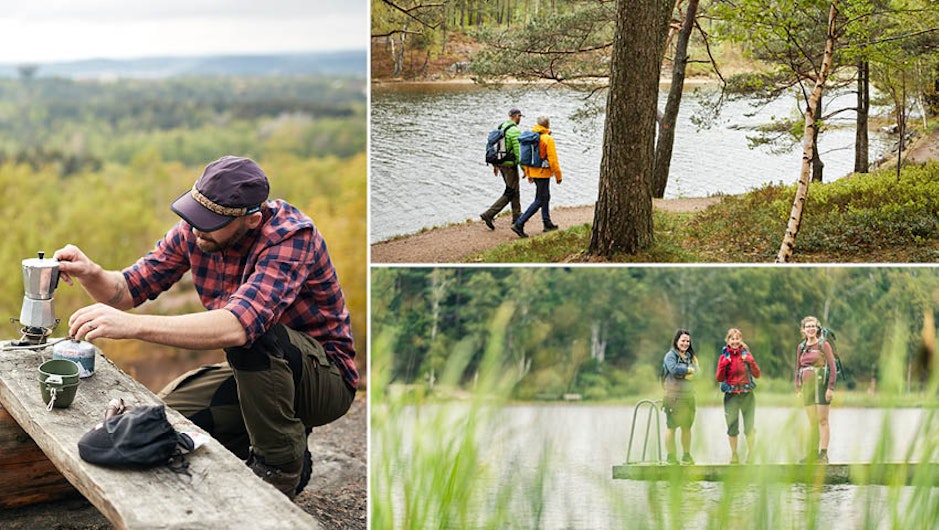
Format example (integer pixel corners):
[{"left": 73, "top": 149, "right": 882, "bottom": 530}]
[
  {"left": 0, "top": 341, "right": 322, "bottom": 529},
  {"left": 611, "top": 462, "right": 939, "bottom": 486},
  {"left": 0, "top": 405, "right": 80, "bottom": 508}
]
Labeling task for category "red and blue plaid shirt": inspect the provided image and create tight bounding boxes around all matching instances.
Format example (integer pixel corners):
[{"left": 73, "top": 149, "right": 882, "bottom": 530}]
[{"left": 122, "top": 199, "right": 358, "bottom": 390}]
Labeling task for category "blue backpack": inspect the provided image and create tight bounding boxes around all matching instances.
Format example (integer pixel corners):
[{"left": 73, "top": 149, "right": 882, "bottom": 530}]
[
  {"left": 518, "top": 130, "right": 549, "bottom": 168},
  {"left": 719, "top": 349, "right": 756, "bottom": 393},
  {"left": 485, "top": 122, "right": 516, "bottom": 165}
]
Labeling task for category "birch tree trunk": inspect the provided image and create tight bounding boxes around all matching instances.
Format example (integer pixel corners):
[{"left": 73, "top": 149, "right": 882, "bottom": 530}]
[{"left": 775, "top": 1, "right": 839, "bottom": 263}]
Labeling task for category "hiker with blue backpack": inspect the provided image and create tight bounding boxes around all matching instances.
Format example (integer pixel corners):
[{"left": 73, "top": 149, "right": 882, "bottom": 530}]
[
  {"left": 794, "top": 315, "right": 837, "bottom": 464},
  {"left": 511, "top": 115, "right": 562, "bottom": 238},
  {"left": 716, "top": 328, "right": 761, "bottom": 464},
  {"left": 481, "top": 108, "right": 524, "bottom": 230}
]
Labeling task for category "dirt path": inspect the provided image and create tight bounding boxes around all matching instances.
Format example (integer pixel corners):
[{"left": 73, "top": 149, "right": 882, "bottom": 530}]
[{"left": 371, "top": 197, "right": 722, "bottom": 263}]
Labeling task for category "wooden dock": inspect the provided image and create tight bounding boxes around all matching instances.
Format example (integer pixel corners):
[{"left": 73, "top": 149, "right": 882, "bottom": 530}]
[
  {"left": 612, "top": 461, "right": 939, "bottom": 486},
  {"left": 0, "top": 341, "right": 321, "bottom": 529}
]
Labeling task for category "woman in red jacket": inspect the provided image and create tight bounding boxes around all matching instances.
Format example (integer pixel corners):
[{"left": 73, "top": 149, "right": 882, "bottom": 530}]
[{"left": 716, "top": 328, "right": 761, "bottom": 464}]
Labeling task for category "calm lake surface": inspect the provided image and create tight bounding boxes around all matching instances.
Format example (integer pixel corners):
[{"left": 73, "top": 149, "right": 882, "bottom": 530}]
[
  {"left": 370, "top": 84, "right": 890, "bottom": 242},
  {"left": 380, "top": 404, "right": 935, "bottom": 529}
]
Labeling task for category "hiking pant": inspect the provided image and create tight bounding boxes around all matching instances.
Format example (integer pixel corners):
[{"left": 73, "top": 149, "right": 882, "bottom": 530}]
[
  {"left": 723, "top": 391, "right": 756, "bottom": 437},
  {"left": 482, "top": 164, "right": 521, "bottom": 221},
  {"left": 516, "top": 177, "right": 552, "bottom": 228},
  {"left": 159, "top": 324, "right": 355, "bottom": 467}
]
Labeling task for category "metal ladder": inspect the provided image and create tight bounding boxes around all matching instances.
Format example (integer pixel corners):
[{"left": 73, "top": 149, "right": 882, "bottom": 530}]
[{"left": 625, "top": 399, "right": 664, "bottom": 464}]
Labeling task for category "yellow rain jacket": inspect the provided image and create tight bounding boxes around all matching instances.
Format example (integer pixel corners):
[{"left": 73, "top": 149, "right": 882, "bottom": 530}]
[{"left": 524, "top": 124, "right": 563, "bottom": 183}]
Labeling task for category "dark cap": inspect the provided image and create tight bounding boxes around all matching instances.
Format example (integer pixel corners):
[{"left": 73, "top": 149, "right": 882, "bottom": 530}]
[
  {"left": 77, "top": 405, "right": 194, "bottom": 467},
  {"left": 170, "top": 156, "right": 270, "bottom": 232},
  {"left": 509, "top": 108, "right": 523, "bottom": 117}
]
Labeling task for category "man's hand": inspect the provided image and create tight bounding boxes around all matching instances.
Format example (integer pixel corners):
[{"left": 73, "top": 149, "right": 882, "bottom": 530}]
[
  {"left": 69, "top": 303, "right": 137, "bottom": 342},
  {"left": 556, "top": 176, "right": 562, "bottom": 184},
  {"left": 493, "top": 166, "right": 499, "bottom": 176},
  {"left": 53, "top": 244, "right": 97, "bottom": 287}
]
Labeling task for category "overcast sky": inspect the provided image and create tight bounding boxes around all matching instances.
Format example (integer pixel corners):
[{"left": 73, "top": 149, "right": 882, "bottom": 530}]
[{"left": 0, "top": 0, "right": 367, "bottom": 63}]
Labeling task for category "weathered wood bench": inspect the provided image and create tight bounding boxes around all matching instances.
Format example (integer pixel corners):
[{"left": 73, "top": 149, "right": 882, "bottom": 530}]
[{"left": 0, "top": 341, "right": 321, "bottom": 529}]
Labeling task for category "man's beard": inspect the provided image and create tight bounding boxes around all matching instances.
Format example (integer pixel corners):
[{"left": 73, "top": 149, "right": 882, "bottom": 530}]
[{"left": 195, "top": 223, "right": 249, "bottom": 253}]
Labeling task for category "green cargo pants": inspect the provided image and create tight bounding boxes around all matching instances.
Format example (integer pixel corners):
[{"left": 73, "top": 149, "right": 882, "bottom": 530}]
[{"left": 158, "top": 324, "right": 354, "bottom": 467}]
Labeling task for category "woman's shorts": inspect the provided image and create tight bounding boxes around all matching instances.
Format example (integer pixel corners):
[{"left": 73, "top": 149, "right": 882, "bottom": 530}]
[
  {"left": 800, "top": 367, "right": 831, "bottom": 406},
  {"left": 664, "top": 394, "right": 696, "bottom": 429},
  {"left": 723, "top": 391, "right": 756, "bottom": 437}
]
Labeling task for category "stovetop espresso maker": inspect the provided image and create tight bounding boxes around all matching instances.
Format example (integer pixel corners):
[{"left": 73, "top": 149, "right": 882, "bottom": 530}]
[{"left": 13, "top": 251, "right": 60, "bottom": 345}]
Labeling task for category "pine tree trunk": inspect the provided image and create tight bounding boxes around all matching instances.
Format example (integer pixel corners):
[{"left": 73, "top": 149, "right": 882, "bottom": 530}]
[
  {"left": 588, "top": 0, "right": 669, "bottom": 256},
  {"left": 652, "top": 0, "right": 698, "bottom": 199},
  {"left": 776, "top": 1, "right": 839, "bottom": 263},
  {"left": 854, "top": 60, "right": 870, "bottom": 173}
]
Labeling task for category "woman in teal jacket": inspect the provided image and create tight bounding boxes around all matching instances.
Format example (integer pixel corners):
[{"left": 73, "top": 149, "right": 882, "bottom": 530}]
[{"left": 662, "top": 328, "right": 699, "bottom": 465}]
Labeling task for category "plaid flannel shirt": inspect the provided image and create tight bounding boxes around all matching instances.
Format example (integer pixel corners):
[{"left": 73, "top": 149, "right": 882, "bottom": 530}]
[{"left": 123, "top": 199, "right": 358, "bottom": 390}]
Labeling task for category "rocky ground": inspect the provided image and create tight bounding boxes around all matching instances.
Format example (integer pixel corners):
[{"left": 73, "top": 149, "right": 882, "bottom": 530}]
[{"left": 0, "top": 395, "right": 367, "bottom": 530}]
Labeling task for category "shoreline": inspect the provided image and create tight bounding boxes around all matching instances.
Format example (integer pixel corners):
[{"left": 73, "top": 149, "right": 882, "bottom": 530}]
[
  {"left": 370, "top": 197, "right": 722, "bottom": 263},
  {"left": 371, "top": 75, "right": 721, "bottom": 89}
]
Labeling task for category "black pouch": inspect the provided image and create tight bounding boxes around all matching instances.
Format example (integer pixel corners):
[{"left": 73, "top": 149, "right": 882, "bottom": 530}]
[{"left": 78, "top": 405, "right": 193, "bottom": 467}]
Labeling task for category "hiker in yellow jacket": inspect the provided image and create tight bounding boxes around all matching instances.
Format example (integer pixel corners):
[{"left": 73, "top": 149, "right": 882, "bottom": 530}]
[{"left": 512, "top": 115, "right": 562, "bottom": 238}]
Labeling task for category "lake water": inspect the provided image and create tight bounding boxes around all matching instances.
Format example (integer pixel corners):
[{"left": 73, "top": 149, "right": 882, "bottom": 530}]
[
  {"left": 377, "top": 404, "right": 936, "bottom": 529},
  {"left": 370, "top": 84, "right": 891, "bottom": 242}
]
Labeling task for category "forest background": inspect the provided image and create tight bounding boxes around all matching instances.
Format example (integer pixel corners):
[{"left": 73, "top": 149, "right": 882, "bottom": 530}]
[
  {"left": 373, "top": 267, "right": 939, "bottom": 403},
  {"left": 0, "top": 55, "right": 367, "bottom": 392}
]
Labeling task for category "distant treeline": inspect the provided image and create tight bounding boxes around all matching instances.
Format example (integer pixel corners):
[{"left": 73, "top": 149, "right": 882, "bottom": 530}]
[
  {"left": 0, "top": 75, "right": 366, "bottom": 173},
  {"left": 373, "top": 267, "right": 939, "bottom": 400}
]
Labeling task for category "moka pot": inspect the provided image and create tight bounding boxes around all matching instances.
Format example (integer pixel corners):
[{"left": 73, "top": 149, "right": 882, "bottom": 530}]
[{"left": 19, "top": 252, "right": 60, "bottom": 330}]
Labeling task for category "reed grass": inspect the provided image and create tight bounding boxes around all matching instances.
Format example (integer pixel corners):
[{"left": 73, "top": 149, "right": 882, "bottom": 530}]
[{"left": 371, "top": 310, "right": 939, "bottom": 529}]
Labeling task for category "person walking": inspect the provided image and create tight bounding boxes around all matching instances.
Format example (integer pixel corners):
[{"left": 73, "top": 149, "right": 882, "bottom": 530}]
[
  {"left": 481, "top": 109, "right": 523, "bottom": 230},
  {"left": 716, "top": 328, "right": 761, "bottom": 464},
  {"left": 794, "top": 316, "right": 837, "bottom": 464},
  {"left": 54, "top": 155, "right": 358, "bottom": 497},
  {"left": 662, "top": 329, "right": 699, "bottom": 465},
  {"left": 511, "top": 115, "right": 561, "bottom": 238}
]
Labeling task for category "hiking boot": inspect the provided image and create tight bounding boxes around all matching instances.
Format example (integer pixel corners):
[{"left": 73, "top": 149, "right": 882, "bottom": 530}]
[
  {"left": 681, "top": 453, "right": 695, "bottom": 465},
  {"left": 480, "top": 213, "right": 495, "bottom": 230},
  {"left": 295, "top": 447, "right": 313, "bottom": 496},
  {"left": 729, "top": 452, "right": 739, "bottom": 464},
  {"left": 543, "top": 223, "right": 559, "bottom": 232},
  {"left": 665, "top": 454, "right": 679, "bottom": 465},
  {"left": 511, "top": 224, "right": 528, "bottom": 238},
  {"left": 248, "top": 450, "right": 303, "bottom": 498},
  {"left": 817, "top": 450, "right": 829, "bottom": 464}
]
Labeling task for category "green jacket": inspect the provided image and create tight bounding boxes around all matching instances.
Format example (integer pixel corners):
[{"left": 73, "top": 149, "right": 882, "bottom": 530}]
[{"left": 499, "top": 120, "right": 521, "bottom": 166}]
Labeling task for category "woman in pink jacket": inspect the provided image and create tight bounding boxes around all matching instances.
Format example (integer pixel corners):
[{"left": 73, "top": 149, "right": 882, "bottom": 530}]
[{"left": 795, "top": 316, "right": 837, "bottom": 464}]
